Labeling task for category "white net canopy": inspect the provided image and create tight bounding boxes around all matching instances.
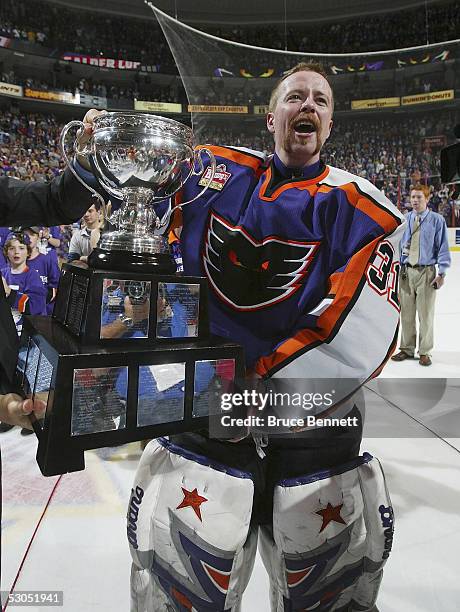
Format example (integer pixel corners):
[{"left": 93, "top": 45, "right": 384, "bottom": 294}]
[{"left": 147, "top": 3, "right": 459, "bottom": 204}]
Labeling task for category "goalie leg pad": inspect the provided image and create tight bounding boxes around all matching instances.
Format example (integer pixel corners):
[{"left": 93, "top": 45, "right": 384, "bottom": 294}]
[
  {"left": 128, "top": 437, "right": 257, "bottom": 611},
  {"left": 259, "top": 453, "right": 394, "bottom": 611}
]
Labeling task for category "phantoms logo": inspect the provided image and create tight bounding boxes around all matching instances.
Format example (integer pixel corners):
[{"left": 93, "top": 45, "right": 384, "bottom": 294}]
[
  {"left": 127, "top": 486, "right": 144, "bottom": 550},
  {"left": 203, "top": 211, "right": 320, "bottom": 311}
]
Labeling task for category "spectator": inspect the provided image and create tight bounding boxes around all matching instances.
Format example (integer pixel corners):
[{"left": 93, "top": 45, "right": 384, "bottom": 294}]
[
  {"left": 40, "top": 225, "right": 61, "bottom": 254},
  {"left": 1, "top": 231, "right": 46, "bottom": 334},
  {"left": 0, "top": 227, "right": 11, "bottom": 268},
  {"left": 56, "top": 224, "right": 74, "bottom": 265},
  {"left": 392, "top": 184, "right": 451, "bottom": 366},
  {"left": 67, "top": 199, "right": 103, "bottom": 263},
  {"left": 0, "top": 0, "right": 459, "bottom": 64},
  {"left": 24, "top": 226, "right": 60, "bottom": 315}
]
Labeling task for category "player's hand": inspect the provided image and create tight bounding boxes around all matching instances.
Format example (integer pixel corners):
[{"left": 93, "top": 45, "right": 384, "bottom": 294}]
[
  {"left": 0, "top": 393, "right": 46, "bottom": 430},
  {"left": 76, "top": 109, "right": 107, "bottom": 170}
]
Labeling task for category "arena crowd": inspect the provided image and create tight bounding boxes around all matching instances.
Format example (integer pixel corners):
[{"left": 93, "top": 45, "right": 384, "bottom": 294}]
[
  {"left": 1, "top": 0, "right": 459, "bottom": 68},
  {"left": 1, "top": 108, "right": 459, "bottom": 224}
]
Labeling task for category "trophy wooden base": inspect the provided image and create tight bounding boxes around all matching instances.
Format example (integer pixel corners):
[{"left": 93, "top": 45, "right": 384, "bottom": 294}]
[{"left": 18, "top": 316, "right": 244, "bottom": 477}]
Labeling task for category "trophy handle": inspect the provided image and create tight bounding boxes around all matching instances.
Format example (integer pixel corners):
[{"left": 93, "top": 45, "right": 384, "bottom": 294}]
[
  {"left": 59, "top": 120, "right": 106, "bottom": 213},
  {"left": 154, "top": 148, "right": 216, "bottom": 228},
  {"left": 176, "top": 147, "right": 217, "bottom": 209}
]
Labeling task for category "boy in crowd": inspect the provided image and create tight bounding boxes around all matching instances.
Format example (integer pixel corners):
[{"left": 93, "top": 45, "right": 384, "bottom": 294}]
[
  {"left": 1, "top": 232, "right": 47, "bottom": 434},
  {"left": 1, "top": 232, "right": 46, "bottom": 333},
  {"left": 24, "top": 226, "right": 60, "bottom": 315}
]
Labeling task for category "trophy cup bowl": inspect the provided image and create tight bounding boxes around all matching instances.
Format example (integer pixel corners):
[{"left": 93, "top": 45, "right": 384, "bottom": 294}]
[{"left": 60, "top": 112, "right": 216, "bottom": 272}]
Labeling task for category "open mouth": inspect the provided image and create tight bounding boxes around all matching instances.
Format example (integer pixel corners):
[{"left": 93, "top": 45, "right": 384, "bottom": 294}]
[{"left": 293, "top": 121, "right": 316, "bottom": 135}]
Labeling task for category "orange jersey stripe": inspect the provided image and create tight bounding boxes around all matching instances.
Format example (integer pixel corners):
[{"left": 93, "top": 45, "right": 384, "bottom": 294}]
[
  {"left": 338, "top": 182, "right": 399, "bottom": 232},
  {"left": 328, "top": 272, "right": 342, "bottom": 296},
  {"left": 255, "top": 234, "right": 382, "bottom": 375},
  {"left": 196, "top": 145, "right": 264, "bottom": 174},
  {"left": 259, "top": 165, "right": 330, "bottom": 202},
  {"left": 168, "top": 198, "right": 183, "bottom": 243}
]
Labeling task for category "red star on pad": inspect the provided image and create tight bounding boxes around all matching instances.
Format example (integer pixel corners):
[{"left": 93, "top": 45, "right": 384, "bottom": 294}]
[
  {"left": 176, "top": 487, "right": 208, "bottom": 521},
  {"left": 316, "top": 502, "right": 346, "bottom": 533}
]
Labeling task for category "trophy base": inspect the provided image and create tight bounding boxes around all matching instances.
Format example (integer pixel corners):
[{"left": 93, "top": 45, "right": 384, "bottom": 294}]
[
  {"left": 18, "top": 315, "right": 245, "bottom": 476},
  {"left": 88, "top": 247, "right": 176, "bottom": 274}
]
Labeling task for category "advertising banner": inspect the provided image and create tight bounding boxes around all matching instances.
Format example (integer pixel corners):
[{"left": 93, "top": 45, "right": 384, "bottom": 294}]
[
  {"left": 188, "top": 105, "right": 248, "bottom": 114},
  {"left": 134, "top": 100, "right": 182, "bottom": 113},
  {"left": 402, "top": 90, "right": 454, "bottom": 106},
  {"left": 24, "top": 88, "right": 77, "bottom": 104},
  {"left": 351, "top": 97, "right": 400, "bottom": 110},
  {"left": 62, "top": 53, "right": 141, "bottom": 70},
  {"left": 0, "top": 81, "right": 23, "bottom": 97}
]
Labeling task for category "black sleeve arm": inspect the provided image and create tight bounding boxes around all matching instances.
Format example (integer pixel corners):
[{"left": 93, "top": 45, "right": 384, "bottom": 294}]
[{"left": 0, "top": 168, "right": 97, "bottom": 227}]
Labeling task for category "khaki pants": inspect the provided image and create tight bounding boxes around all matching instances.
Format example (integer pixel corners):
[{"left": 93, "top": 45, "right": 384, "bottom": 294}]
[{"left": 399, "top": 265, "right": 436, "bottom": 357}]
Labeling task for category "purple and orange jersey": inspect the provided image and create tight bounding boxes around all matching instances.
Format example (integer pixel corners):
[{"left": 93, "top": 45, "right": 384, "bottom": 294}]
[{"left": 169, "top": 146, "right": 405, "bottom": 384}]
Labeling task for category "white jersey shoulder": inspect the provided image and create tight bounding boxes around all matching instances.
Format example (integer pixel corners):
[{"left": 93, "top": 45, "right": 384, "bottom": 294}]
[
  {"left": 221, "top": 145, "right": 268, "bottom": 162},
  {"left": 323, "top": 165, "right": 404, "bottom": 220}
]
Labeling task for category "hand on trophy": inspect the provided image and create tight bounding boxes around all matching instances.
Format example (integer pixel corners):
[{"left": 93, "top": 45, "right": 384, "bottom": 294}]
[
  {"left": 75, "top": 108, "right": 107, "bottom": 171},
  {"left": 0, "top": 393, "right": 46, "bottom": 430}
]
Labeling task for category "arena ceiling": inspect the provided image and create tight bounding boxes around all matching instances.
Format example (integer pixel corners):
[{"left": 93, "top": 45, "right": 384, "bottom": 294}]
[{"left": 46, "top": 0, "right": 446, "bottom": 25}]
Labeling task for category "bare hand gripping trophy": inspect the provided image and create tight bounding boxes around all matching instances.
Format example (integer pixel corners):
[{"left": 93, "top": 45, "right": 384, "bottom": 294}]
[
  {"left": 60, "top": 112, "right": 216, "bottom": 272},
  {"left": 17, "top": 113, "right": 244, "bottom": 477}
]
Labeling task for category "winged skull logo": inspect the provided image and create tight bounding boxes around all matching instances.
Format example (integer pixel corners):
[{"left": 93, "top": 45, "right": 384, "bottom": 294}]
[{"left": 203, "top": 212, "right": 320, "bottom": 311}]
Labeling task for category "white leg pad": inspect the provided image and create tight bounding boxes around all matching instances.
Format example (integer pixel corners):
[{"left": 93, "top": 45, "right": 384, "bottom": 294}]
[
  {"left": 128, "top": 438, "right": 257, "bottom": 611},
  {"left": 260, "top": 453, "right": 394, "bottom": 611}
]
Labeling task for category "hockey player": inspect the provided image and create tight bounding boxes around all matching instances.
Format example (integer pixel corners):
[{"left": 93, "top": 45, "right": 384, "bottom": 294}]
[{"left": 84, "top": 63, "right": 404, "bottom": 611}]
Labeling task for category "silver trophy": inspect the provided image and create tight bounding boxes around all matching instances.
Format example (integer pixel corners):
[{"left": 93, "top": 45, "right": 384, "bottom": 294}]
[{"left": 60, "top": 112, "right": 216, "bottom": 272}]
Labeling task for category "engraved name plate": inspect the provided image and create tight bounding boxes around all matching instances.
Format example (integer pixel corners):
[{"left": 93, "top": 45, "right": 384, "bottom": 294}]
[
  {"left": 100, "top": 279, "right": 151, "bottom": 339},
  {"left": 156, "top": 282, "right": 200, "bottom": 339},
  {"left": 71, "top": 366, "right": 128, "bottom": 436},
  {"left": 137, "top": 362, "right": 185, "bottom": 426},
  {"left": 193, "top": 358, "right": 235, "bottom": 418}
]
